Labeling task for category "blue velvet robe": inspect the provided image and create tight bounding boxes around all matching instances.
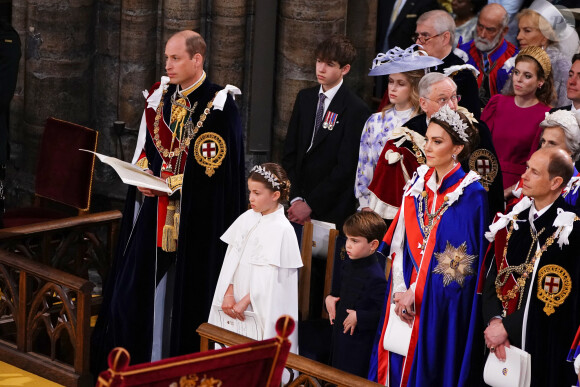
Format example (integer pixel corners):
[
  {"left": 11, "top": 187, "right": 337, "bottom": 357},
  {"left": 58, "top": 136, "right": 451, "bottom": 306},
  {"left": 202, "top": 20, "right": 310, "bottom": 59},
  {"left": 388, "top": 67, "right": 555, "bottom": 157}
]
[
  {"left": 330, "top": 252, "right": 387, "bottom": 377},
  {"left": 369, "top": 164, "right": 489, "bottom": 386}
]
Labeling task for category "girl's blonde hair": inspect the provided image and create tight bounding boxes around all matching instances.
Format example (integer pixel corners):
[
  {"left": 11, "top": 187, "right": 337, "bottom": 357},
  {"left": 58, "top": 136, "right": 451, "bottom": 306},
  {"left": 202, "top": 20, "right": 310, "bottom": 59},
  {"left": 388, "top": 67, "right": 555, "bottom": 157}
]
[{"left": 381, "top": 69, "right": 424, "bottom": 118}]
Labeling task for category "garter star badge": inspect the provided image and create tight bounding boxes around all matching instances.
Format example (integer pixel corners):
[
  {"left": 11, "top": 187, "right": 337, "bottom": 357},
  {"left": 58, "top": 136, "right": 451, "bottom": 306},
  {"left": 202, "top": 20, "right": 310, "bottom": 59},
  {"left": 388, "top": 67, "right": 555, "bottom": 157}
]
[
  {"left": 194, "top": 132, "right": 226, "bottom": 177},
  {"left": 537, "top": 264, "right": 571, "bottom": 316},
  {"left": 432, "top": 241, "right": 477, "bottom": 287},
  {"left": 468, "top": 149, "right": 498, "bottom": 191}
]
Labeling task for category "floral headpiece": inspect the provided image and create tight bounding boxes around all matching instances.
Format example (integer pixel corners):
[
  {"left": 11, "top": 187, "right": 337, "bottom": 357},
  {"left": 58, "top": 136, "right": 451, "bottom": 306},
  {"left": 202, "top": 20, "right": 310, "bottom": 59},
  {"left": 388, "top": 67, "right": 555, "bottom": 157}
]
[
  {"left": 431, "top": 105, "right": 469, "bottom": 143},
  {"left": 250, "top": 165, "right": 280, "bottom": 189},
  {"left": 368, "top": 44, "right": 443, "bottom": 76},
  {"left": 542, "top": 109, "right": 580, "bottom": 132}
]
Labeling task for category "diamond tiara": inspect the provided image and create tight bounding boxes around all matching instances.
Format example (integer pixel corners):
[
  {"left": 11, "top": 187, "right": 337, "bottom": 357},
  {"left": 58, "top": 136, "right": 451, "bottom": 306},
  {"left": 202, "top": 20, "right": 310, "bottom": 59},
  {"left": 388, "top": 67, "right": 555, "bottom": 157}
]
[
  {"left": 430, "top": 105, "right": 470, "bottom": 142},
  {"left": 250, "top": 165, "right": 281, "bottom": 189}
]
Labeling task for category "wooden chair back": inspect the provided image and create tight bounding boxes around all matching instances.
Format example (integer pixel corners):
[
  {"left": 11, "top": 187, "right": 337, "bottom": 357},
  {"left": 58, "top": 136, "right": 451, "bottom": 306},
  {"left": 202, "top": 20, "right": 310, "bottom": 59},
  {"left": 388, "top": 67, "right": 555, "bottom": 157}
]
[{"left": 296, "top": 221, "right": 313, "bottom": 321}]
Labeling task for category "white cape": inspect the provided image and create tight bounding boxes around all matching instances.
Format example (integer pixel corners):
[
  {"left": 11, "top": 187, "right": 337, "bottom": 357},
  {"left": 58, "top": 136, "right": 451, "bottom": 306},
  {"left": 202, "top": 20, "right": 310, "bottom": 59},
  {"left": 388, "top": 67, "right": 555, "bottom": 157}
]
[{"left": 208, "top": 205, "right": 303, "bottom": 353}]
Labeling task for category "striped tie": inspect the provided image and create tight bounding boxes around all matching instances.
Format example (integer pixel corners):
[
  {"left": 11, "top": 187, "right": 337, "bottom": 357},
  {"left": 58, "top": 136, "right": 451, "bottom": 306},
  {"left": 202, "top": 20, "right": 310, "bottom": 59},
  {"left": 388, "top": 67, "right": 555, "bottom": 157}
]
[
  {"left": 483, "top": 52, "right": 490, "bottom": 74},
  {"left": 313, "top": 93, "right": 326, "bottom": 138}
]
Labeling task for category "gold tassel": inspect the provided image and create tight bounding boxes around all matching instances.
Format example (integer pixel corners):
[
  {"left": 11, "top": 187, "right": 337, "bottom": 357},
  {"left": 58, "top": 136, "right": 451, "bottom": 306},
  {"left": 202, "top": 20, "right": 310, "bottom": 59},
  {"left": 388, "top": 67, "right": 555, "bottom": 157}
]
[
  {"left": 173, "top": 212, "right": 180, "bottom": 237},
  {"left": 162, "top": 203, "right": 177, "bottom": 252}
]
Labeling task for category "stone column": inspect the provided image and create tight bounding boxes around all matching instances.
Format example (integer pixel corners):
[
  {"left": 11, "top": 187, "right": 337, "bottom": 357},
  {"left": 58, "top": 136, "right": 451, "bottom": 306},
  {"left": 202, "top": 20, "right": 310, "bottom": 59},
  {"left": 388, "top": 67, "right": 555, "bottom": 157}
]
[
  {"left": 117, "top": 0, "right": 158, "bottom": 135},
  {"left": 94, "top": 0, "right": 121, "bottom": 152},
  {"left": 20, "top": 0, "right": 95, "bottom": 186},
  {"left": 92, "top": 0, "right": 124, "bottom": 201},
  {"left": 161, "top": 0, "right": 201, "bottom": 57},
  {"left": 9, "top": 0, "right": 26, "bottom": 151},
  {"left": 272, "top": 0, "right": 348, "bottom": 161},
  {"left": 208, "top": 0, "right": 248, "bottom": 89}
]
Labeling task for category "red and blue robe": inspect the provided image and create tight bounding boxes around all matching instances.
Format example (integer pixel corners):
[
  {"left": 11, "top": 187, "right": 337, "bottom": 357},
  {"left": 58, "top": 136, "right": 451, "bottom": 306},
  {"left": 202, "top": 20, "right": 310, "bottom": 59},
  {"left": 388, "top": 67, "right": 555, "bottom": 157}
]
[
  {"left": 369, "top": 164, "right": 489, "bottom": 386},
  {"left": 459, "top": 38, "right": 518, "bottom": 97}
]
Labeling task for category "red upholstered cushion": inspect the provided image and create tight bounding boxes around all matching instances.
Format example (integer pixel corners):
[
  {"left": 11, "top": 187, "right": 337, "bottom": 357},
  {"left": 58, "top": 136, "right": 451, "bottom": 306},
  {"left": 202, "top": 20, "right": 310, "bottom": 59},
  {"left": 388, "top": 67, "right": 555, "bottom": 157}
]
[{"left": 35, "top": 117, "right": 98, "bottom": 210}]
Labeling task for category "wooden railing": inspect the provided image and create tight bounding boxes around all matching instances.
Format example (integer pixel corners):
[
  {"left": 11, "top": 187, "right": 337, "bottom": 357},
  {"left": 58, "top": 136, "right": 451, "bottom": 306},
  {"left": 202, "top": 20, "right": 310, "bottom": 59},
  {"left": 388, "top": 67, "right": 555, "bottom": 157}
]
[
  {"left": 0, "top": 210, "right": 122, "bottom": 286},
  {"left": 0, "top": 248, "right": 94, "bottom": 386},
  {"left": 0, "top": 211, "right": 123, "bottom": 386},
  {"left": 197, "top": 323, "right": 381, "bottom": 387}
]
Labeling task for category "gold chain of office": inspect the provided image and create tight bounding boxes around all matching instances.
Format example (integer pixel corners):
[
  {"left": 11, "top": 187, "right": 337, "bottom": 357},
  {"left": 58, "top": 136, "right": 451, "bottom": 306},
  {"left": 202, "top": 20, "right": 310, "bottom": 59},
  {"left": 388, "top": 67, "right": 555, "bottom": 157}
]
[
  {"left": 153, "top": 88, "right": 217, "bottom": 172},
  {"left": 494, "top": 216, "right": 555, "bottom": 316}
]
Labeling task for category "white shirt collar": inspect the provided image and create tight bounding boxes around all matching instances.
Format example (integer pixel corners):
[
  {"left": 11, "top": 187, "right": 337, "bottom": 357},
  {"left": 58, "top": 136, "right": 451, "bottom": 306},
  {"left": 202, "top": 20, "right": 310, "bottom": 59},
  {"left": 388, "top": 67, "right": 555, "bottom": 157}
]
[
  {"left": 572, "top": 103, "right": 579, "bottom": 112},
  {"left": 530, "top": 201, "right": 553, "bottom": 221},
  {"left": 318, "top": 79, "right": 343, "bottom": 101}
]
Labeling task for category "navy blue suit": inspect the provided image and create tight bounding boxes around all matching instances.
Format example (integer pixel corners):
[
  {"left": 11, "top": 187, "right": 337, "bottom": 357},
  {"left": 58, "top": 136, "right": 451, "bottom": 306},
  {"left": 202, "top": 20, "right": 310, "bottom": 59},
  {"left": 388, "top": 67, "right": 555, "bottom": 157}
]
[{"left": 330, "top": 253, "right": 387, "bottom": 377}]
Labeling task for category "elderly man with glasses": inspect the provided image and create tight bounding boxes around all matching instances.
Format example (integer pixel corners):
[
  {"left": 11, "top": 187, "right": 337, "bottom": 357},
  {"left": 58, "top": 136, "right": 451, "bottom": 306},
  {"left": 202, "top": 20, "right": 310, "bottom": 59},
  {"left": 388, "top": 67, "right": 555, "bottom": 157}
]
[
  {"left": 458, "top": 4, "right": 518, "bottom": 107},
  {"left": 414, "top": 10, "right": 481, "bottom": 119},
  {"left": 405, "top": 72, "right": 504, "bottom": 218}
]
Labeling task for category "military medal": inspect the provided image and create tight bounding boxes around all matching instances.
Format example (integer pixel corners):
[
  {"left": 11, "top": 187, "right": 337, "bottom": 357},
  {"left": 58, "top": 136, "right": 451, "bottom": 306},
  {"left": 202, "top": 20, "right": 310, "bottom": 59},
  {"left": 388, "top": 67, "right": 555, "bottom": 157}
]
[{"left": 322, "top": 111, "right": 338, "bottom": 130}]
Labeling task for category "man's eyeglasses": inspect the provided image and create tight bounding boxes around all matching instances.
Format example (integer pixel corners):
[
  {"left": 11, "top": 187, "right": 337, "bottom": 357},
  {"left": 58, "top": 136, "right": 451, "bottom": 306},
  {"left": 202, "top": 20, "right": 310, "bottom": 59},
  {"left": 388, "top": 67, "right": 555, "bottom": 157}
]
[
  {"left": 424, "top": 94, "right": 461, "bottom": 106},
  {"left": 411, "top": 32, "right": 443, "bottom": 44}
]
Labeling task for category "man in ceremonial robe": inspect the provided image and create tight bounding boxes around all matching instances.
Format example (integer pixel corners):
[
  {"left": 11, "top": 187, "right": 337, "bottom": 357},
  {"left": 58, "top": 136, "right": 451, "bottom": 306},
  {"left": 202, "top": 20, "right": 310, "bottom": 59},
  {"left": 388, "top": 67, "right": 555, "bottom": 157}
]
[
  {"left": 458, "top": 4, "right": 517, "bottom": 107},
  {"left": 482, "top": 147, "right": 580, "bottom": 386},
  {"left": 91, "top": 30, "right": 245, "bottom": 374}
]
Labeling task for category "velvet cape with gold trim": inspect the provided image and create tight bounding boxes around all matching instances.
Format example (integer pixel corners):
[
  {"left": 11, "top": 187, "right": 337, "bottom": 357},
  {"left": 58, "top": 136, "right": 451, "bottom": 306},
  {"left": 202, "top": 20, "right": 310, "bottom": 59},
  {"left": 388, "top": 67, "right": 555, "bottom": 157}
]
[
  {"left": 91, "top": 79, "right": 245, "bottom": 374},
  {"left": 482, "top": 196, "right": 580, "bottom": 386}
]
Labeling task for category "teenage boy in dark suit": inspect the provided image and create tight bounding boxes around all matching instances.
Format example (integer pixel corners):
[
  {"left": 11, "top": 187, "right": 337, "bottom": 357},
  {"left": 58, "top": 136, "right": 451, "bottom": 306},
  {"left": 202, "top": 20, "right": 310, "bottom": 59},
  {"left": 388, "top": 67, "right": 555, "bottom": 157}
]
[{"left": 283, "top": 35, "right": 371, "bottom": 231}]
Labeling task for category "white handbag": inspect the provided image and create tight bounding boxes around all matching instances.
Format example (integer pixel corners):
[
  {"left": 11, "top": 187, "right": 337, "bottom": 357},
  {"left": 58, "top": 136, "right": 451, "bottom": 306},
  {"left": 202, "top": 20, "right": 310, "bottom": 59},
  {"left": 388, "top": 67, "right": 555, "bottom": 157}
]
[
  {"left": 382, "top": 303, "right": 413, "bottom": 356},
  {"left": 483, "top": 345, "right": 531, "bottom": 387}
]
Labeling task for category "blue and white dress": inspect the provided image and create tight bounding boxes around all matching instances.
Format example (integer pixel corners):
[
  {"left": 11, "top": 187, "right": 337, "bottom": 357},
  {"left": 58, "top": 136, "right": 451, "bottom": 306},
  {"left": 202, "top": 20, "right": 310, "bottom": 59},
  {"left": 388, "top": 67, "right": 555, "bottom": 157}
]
[{"left": 355, "top": 107, "right": 414, "bottom": 209}]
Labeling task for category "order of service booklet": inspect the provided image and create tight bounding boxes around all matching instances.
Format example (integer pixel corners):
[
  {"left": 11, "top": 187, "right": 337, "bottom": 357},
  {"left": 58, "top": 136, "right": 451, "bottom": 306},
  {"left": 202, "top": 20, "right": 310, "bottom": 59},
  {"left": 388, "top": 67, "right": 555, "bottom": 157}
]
[{"left": 80, "top": 149, "right": 173, "bottom": 194}]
